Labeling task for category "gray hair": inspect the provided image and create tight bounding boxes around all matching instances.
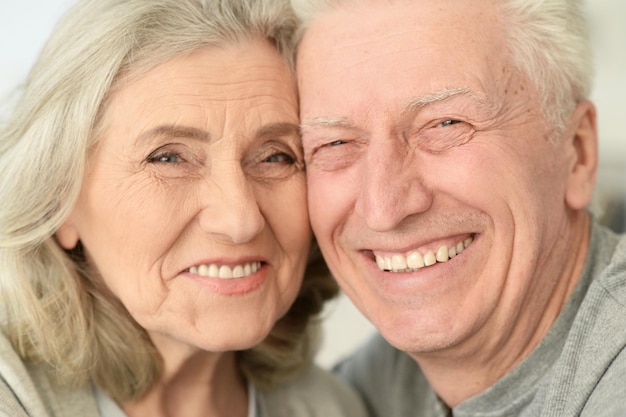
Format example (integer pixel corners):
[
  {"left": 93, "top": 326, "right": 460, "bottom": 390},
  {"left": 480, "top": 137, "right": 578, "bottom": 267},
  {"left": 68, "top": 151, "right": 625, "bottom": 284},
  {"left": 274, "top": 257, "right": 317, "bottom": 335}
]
[
  {"left": 0, "top": 0, "right": 337, "bottom": 403},
  {"left": 291, "top": 0, "right": 594, "bottom": 134}
]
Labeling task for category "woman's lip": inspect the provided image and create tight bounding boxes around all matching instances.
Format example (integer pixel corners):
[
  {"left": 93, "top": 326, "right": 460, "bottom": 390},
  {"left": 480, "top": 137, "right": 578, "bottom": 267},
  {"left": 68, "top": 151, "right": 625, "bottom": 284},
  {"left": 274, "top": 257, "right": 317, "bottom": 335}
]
[
  {"left": 186, "top": 263, "right": 267, "bottom": 296},
  {"left": 182, "top": 256, "right": 269, "bottom": 274},
  {"left": 187, "top": 260, "right": 264, "bottom": 279}
]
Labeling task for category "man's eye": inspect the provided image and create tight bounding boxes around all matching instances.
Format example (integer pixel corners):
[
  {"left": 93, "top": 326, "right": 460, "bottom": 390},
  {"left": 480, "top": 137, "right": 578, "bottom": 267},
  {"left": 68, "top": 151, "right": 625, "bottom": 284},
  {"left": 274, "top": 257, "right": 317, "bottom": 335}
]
[
  {"left": 328, "top": 140, "right": 347, "bottom": 146},
  {"left": 441, "top": 119, "right": 462, "bottom": 127}
]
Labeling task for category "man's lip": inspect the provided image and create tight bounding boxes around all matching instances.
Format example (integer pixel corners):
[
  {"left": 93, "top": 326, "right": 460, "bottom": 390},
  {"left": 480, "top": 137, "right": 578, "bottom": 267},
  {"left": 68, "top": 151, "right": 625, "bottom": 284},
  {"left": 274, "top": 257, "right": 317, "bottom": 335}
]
[
  {"left": 364, "top": 233, "right": 476, "bottom": 258},
  {"left": 356, "top": 234, "right": 476, "bottom": 272}
]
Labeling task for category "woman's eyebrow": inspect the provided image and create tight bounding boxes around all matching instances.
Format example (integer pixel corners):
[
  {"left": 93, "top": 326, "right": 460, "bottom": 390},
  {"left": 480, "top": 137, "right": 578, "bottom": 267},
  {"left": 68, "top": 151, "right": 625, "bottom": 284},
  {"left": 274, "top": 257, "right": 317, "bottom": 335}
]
[
  {"left": 255, "top": 122, "right": 301, "bottom": 139},
  {"left": 137, "top": 123, "right": 300, "bottom": 143},
  {"left": 137, "top": 124, "right": 211, "bottom": 142}
]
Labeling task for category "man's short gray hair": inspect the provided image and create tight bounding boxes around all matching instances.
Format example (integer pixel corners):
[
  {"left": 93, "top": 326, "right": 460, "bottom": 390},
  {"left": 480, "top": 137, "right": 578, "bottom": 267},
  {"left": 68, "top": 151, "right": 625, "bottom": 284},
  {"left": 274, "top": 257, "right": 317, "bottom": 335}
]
[{"left": 291, "top": 0, "right": 594, "bottom": 134}]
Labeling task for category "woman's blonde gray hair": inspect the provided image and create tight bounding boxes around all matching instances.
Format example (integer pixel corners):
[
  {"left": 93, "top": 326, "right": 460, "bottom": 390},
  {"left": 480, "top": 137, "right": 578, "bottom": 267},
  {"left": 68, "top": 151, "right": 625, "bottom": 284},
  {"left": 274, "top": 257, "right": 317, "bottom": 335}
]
[{"left": 0, "top": 0, "right": 337, "bottom": 403}]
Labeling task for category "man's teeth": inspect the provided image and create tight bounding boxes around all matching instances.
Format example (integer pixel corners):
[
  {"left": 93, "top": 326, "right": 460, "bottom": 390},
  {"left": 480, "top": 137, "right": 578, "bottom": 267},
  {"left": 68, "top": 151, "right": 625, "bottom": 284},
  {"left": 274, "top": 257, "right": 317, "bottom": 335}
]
[
  {"left": 376, "top": 236, "right": 473, "bottom": 272},
  {"left": 188, "top": 261, "right": 261, "bottom": 279}
]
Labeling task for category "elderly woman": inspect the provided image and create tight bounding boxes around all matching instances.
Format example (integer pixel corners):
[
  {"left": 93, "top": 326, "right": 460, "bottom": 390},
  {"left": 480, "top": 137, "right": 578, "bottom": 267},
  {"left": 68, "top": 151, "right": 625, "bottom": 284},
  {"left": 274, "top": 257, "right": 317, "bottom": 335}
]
[{"left": 0, "top": 0, "right": 367, "bottom": 416}]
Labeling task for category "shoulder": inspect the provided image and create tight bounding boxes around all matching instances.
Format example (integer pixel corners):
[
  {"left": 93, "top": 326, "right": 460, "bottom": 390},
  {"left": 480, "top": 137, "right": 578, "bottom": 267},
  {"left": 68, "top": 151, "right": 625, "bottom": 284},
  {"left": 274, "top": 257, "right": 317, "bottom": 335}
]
[
  {"left": 597, "top": 230, "right": 626, "bottom": 296},
  {"left": 0, "top": 329, "right": 46, "bottom": 416},
  {"left": 542, "top": 228, "right": 626, "bottom": 415},
  {"left": 333, "top": 333, "right": 430, "bottom": 416},
  {"left": 588, "top": 224, "right": 626, "bottom": 297},
  {"left": 581, "top": 345, "right": 626, "bottom": 416},
  {"left": 334, "top": 332, "right": 411, "bottom": 379},
  {"left": 581, "top": 228, "right": 626, "bottom": 333},
  {"left": 575, "top": 226, "right": 626, "bottom": 345},
  {"left": 577, "top": 231, "right": 626, "bottom": 414},
  {"left": 335, "top": 332, "right": 422, "bottom": 390},
  {"left": 258, "top": 364, "right": 368, "bottom": 417},
  {"left": 0, "top": 329, "right": 99, "bottom": 417}
]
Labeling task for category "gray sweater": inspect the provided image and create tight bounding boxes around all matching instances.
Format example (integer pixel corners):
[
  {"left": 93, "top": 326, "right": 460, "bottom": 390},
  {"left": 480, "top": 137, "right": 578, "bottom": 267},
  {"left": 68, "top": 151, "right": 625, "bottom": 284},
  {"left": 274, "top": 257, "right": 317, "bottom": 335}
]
[
  {"left": 0, "top": 331, "right": 367, "bottom": 417},
  {"left": 336, "top": 221, "right": 626, "bottom": 417}
]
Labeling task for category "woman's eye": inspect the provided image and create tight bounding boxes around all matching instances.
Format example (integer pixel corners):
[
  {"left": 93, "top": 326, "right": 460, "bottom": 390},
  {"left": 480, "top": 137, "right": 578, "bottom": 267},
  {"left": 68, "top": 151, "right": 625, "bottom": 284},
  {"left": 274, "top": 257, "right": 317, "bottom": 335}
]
[
  {"left": 142, "top": 144, "right": 202, "bottom": 179},
  {"left": 263, "top": 152, "right": 295, "bottom": 164},
  {"left": 245, "top": 143, "right": 303, "bottom": 181},
  {"left": 146, "top": 151, "right": 183, "bottom": 164}
]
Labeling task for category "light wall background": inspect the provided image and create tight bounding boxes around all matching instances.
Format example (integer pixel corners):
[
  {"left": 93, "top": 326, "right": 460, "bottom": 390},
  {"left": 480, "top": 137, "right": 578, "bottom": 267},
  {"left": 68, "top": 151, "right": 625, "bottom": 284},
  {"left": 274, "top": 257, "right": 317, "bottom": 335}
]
[{"left": 1, "top": 0, "right": 624, "bottom": 369}]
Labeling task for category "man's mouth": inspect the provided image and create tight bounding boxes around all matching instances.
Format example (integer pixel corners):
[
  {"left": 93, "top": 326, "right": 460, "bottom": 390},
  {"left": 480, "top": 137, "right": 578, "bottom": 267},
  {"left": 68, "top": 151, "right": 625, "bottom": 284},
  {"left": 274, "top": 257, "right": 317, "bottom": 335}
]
[{"left": 374, "top": 235, "right": 474, "bottom": 272}]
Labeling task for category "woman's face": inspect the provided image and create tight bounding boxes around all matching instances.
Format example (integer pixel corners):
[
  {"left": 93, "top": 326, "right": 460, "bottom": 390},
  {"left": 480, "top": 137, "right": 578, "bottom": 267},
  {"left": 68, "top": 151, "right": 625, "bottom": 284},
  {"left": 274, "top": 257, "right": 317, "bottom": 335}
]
[{"left": 56, "top": 39, "right": 310, "bottom": 353}]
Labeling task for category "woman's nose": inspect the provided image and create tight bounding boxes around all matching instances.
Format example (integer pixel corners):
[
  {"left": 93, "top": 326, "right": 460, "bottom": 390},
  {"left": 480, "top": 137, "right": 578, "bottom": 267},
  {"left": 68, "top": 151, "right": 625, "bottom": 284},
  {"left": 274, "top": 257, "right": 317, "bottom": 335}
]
[{"left": 197, "top": 164, "right": 265, "bottom": 244}]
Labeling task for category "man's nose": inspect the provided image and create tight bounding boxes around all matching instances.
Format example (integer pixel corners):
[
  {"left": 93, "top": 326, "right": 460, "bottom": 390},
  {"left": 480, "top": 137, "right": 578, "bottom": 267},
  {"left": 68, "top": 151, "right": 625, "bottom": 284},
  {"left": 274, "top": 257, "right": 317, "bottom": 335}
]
[{"left": 354, "top": 138, "right": 433, "bottom": 232}]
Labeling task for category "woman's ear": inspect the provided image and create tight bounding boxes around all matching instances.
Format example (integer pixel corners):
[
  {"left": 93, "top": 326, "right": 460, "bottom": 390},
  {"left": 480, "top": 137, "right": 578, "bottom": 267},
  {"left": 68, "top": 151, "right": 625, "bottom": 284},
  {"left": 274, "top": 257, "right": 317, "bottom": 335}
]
[
  {"left": 56, "top": 216, "right": 80, "bottom": 250},
  {"left": 565, "top": 100, "right": 598, "bottom": 210}
]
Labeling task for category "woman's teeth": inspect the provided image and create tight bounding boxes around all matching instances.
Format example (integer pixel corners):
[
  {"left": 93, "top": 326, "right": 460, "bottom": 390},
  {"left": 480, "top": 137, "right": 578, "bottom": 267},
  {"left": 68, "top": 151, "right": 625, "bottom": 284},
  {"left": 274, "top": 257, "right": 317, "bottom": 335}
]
[
  {"left": 188, "top": 261, "right": 261, "bottom": 279},
  {"left": 375, "top": 236, "right": 473, "bottom": 272}
]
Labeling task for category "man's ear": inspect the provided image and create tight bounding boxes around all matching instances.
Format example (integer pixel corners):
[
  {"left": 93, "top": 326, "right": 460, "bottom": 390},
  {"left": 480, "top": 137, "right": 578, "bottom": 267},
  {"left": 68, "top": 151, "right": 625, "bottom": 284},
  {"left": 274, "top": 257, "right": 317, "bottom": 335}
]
[
  {"left": 55, "top": 216, "right": 80, "bottom": 250},
  {"left": 564, "top": 100, "right": 598, "bottom": 210}
]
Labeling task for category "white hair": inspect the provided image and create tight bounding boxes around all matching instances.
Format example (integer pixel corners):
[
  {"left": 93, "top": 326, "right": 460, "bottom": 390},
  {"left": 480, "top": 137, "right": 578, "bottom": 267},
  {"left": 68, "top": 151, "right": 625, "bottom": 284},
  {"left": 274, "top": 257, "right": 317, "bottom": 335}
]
[{"left": 291, "top": 0, "right": 594, "bottom": 133}]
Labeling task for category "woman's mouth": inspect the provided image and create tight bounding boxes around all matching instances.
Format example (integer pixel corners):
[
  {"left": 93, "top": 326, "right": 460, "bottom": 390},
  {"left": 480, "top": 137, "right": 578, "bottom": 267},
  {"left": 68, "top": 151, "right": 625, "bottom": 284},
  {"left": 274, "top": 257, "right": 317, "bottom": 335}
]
[{"left": 187, "top": 261, "right": 262, "bottom": 279}]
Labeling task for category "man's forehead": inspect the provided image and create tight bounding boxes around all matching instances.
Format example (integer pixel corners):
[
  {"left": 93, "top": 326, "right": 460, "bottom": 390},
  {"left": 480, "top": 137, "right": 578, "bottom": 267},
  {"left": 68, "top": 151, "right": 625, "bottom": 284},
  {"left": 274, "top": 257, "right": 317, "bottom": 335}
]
[{"left": 296, "top": 0, "right": 513, "bottom": 122}]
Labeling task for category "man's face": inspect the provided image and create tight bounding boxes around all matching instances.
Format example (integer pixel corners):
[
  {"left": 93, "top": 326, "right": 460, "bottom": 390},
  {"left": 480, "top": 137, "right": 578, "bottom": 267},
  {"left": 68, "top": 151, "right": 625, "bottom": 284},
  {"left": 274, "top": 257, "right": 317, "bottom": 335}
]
[{"left": 297, "top": 0, "right": 590, "bottom": 355}]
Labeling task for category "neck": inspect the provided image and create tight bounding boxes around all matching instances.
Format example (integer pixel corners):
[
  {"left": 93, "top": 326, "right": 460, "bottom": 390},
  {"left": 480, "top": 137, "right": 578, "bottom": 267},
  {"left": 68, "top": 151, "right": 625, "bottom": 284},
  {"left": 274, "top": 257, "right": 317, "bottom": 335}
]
[
  {"left": 123, "top": 339, "right": 248, "bottom": 417},
  {"left": 414, "top": 211, "right": 591, "bottom": 407}
]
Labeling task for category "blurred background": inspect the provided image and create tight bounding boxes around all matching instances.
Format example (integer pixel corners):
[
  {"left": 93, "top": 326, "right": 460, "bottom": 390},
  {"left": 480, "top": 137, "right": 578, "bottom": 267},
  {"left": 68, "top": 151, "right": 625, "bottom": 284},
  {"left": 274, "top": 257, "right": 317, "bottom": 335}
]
[{"left": 1, "top": 0, "right": 624, "bottom": 368}]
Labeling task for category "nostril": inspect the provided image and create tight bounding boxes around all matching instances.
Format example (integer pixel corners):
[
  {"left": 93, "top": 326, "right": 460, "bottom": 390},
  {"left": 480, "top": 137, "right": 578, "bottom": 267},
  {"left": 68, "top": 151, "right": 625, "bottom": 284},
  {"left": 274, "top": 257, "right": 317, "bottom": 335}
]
[{"left": 198, "top": 200, "right": 265, "bottom": 245}]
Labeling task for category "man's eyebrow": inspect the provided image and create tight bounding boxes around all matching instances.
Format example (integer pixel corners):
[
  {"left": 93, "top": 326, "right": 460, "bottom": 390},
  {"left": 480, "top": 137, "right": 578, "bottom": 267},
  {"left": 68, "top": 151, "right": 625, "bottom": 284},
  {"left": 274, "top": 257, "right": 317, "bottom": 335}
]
[
  {"left": 300, "top": 88, "right": 487, "bottom": 131},
  {"left": 402, "top": 87, "right": 486, "bottom": 114},
  {"left": 300, "top": 116, "right": 353, "bottom": 131},
  {"left": 138, "top": 124, "right": 210, "bottom": 142}
]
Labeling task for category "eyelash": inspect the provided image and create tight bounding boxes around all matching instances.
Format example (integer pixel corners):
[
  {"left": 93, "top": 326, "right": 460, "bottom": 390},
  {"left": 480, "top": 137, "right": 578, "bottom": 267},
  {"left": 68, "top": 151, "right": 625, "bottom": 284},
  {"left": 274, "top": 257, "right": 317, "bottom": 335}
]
[
  {"left": 319, "top": 119, "right": 461, "bottom": 148},
  {"left": 262, "top": 151, "right": 296, "bottom": 164},
  {"left": 440, "top": 119, "right": 462, "bottom": 127},
  {"left": 146, "top": 151, "right": 183, "bottom": 164},
  {"left": 146, "top": 149, "right": 298, "bottom": 168}
]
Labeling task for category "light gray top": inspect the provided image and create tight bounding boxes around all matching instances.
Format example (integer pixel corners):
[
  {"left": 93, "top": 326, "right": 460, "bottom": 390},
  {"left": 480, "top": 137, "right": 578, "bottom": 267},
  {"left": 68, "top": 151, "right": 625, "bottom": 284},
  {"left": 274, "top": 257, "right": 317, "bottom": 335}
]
[
  {"left": 0, "top": 330, "right": 367, "bottom": 417},
  {"left": 335, "top": 221, "right": 626, "bottom": 417},
  {"left": 94, "top": 380, "right": 260, "bottom": 417}
]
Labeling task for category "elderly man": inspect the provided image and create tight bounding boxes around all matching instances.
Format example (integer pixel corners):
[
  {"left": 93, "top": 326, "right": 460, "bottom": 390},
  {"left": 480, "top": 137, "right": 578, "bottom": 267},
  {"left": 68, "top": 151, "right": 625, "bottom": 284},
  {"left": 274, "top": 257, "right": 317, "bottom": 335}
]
[{"left": 293, "top": 0, "right": 626, "bottom": 415}]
